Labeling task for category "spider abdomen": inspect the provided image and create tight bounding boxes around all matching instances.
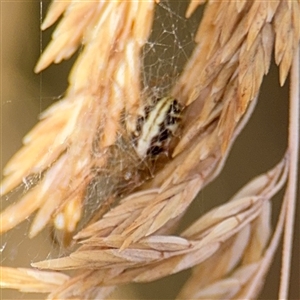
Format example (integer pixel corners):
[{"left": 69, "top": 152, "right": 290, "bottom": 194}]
[{"left": 133, "top": 97, "right": 182, "bottom": 158}]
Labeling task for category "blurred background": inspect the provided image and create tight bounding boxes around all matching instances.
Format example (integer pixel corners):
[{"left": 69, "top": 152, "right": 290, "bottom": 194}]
[{"left": 1, "top": 1, "right": 298, "bottom": 299}]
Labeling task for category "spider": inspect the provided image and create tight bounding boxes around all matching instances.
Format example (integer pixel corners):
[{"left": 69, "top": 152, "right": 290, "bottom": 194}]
[{"left": 133, "top": 96, "right": 182, "bottom": 158}]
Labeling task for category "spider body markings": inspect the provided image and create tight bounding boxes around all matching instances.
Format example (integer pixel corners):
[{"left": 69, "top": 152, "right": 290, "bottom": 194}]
[{"left": 133, "top": 96, "right": 182, "bottom": 158}]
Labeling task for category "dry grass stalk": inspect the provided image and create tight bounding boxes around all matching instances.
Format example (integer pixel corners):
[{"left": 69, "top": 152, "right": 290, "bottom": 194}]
[
  {"left": 177, "top": 159, "right": 289, "bottom": 300},
  {"left": 1, "top": 157, "right": 287, "bottom": 299},
  {"left": 279, "top": 43, "right": 299, "bottom": 299},
  {"left": 1, "top": 0, "right": 156, "bottom": 237},
  {"left": 0, "top": 267, "right": 69, "bottom": 293},
  {"left": 1, "top": 0, "right": 299, "bottom": 299}
]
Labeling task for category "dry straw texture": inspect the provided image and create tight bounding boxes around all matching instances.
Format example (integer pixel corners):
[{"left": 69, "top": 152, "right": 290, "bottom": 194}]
[{"left": 1, "top": 1, "right": 299, "bottom": 299}]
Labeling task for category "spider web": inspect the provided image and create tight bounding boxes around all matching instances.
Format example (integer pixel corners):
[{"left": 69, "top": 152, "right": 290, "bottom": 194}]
[
  {"left": 74, "top": 0, "right": 202, "bottom": 249},
  {"left": 0, "top": 1, "right": 202, "bottom": 299},
  {"left": 142, "top": 1, "right": 199, "bottom": 98},
  {"left": 1, "top": 2, "right": 297, "bottom": 300}
]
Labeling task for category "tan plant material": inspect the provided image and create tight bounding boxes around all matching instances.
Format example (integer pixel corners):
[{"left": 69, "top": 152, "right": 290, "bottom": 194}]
[
  {"left": 2, "top": 158, "right": 287, "bottom": 299},
  {"left": 1, "top": 0, "right": 299, "bottom": 299},
  {"left": 279, "top": 41, "right": 299, "bottom": 300},
  {"left": 177, "top": 160, "right": 289, "bottom": 300},
  {"left": 0, "top": 266, "right": 69, "bottom": 293},
  {"left": 0, "top": 265, "right": 115, "bottom": 299},
  {"left": 1, "top": 0, "right": 156, "bottom": 237}
]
